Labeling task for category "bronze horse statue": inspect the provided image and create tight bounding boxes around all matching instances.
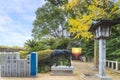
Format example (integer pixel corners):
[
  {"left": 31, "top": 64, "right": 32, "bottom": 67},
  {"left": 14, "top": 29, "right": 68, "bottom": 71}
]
[{"left": 50, "top": 49, "right": 72, "bottom": 66}]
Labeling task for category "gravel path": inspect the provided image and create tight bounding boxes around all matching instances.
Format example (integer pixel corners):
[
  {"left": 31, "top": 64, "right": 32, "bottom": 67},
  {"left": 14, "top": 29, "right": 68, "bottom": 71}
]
[{"left": 0, "top": 61, "right": 120, "bottom": 80}]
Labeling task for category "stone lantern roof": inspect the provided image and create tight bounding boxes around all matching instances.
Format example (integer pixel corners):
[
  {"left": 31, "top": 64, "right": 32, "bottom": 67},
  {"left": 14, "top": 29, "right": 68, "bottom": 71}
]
[{"left": 88, "top": 18, "right": 120, "bottom": 32}]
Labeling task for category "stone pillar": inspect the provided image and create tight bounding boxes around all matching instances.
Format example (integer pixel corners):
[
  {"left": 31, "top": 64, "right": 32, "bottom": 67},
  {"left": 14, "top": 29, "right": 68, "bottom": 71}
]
[
  {"left": 99, "top": 39, "right": 106, "bottom": 76},
  {"left": 98, "top": 39, "right": 111, "bottom": 80}
]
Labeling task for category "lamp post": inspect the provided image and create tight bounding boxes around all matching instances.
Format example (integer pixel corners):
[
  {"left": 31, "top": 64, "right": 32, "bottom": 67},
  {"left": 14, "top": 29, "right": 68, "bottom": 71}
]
[{"left": 88, "top": 18, "right": 120, "bottom": 80}]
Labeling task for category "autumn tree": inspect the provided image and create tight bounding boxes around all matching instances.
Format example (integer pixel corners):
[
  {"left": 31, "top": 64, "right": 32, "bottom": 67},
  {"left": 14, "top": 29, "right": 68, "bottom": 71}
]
[
  {"left": 46, "top": 0, "right": 120, "bottom": 61},
  {"left": 47, "top": 0, "right": 120, "bottom": 40},
  {"left": 66, "top": 0, "right": 120, "bottom": 40}
]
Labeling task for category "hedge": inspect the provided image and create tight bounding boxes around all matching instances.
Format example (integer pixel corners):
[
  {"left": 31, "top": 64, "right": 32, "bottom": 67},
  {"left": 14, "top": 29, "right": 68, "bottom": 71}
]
[
  {"left": 37, "top": 50, "right": 53, "bottom": 73},
  {"left": 19, "top": 51, "right": 29, "bottom": 59}
]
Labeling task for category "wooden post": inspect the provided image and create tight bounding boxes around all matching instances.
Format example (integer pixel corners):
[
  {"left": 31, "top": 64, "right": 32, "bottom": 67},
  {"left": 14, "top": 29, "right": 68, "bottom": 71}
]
[{"left": 94, "top": 40, "right": 98, "bottom": 69}]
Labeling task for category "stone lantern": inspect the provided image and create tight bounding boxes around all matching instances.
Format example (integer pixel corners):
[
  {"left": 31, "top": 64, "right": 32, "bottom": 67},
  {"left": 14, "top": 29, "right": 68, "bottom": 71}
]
[
  {"left": 88, "top": 18, "right": 120, "bottom": 80},
  {"left": 91, "top": 21, "right": 112, "bottom": 39}
]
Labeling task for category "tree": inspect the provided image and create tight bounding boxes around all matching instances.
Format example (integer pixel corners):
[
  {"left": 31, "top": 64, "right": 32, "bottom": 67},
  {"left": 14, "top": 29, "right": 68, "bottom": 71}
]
[
  {"left": 24, "top": 39, "right": 39, "bottom": 52},
  {"left": 46, "top": 0, "right": 120, "bottom": 62},
  {"left": 32, "top": 2, "right": 68, "bottom": 40},
  {"left": 45, "top": 0, "right": 68, "bottom": 6},
  {"left": 51, "top": 38, "right": 69, "bottom": 49},
  {"left": 24, "top": 39, "right": 51, "bottom": 52},
  {"left": 47, "top": 0, "right": 120, "bottom": 40},
  {"left": 66, "top": 0, "right": 120, "bottom": 40},
  {"left": 80, "top": 39, "right": 94, "bottom": 61},
  {"left": 106, "top": 25, "right": 120, "bottom": 61}
]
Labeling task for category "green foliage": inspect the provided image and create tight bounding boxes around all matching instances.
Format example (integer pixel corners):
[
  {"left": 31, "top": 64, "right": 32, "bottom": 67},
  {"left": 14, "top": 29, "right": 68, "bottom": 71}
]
[
  {"left": 31, "top": 0, "right": 120, "bottom": 63},
  {"left": 19, "top": 50, "right": 53, "bottom": 73},
  {"left": 52, "top": 38, "right": 69, "bottom": 49},
  {"left": 37, "top": 50, "right": 52, "bottom": 60},
  {"left": 24, "top": 39, "right": 39, "bottom": 52},
  {"left": 46, "top": 0, "right": 68, "bottom": 6},
  {"left": 33, "top": 2, "right": 68, "bottom": 39},
  {"left": 19, "top": 51, "right": 29, "bottom": 59},
  {"left": 56, "top": 57, "right": 69, "bottom": 66},
  {"left": 106, "top": 25, "right": 120, "bottom": 61},
  {"left": 80, "top": 40, "right": 94, "bottom": 61},
  {"left": 24, "top": 39, "right": 50, "bottom": 52},
  {"left": 0, "top": 46, "right": 24, "bottom": 50},
  {"left": 24, "top": 38, "right": 70, "bottom": 53},
  {"left": 37, "top": 50, "right": 52, "bottom": 73}
]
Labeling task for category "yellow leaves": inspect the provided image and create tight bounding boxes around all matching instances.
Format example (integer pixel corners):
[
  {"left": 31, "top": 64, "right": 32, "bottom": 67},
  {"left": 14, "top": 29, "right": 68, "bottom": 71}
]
[
  {"left": 68, "top": 0, "right": 78, "bottom": 7},
  {"left": 63, "top": 0, "right": 120, "bottom": 40},
  {"left": 88, "top": 4, "right": 108, "bottom": 19},
  {"left": 88, "top": 5, "right": 96, "bottom": 10},
  {"left": 75, "top": 32, "right": 93, "bottom": 40},
  {"left": 64, "top": 0, "right": 78, "bottom": 11},
  {"left": 109, "top": 4, "right": 120, "bottom": 18},
  {"left": 68, "top": 16, "right": 93, "bottom": 40},
  {"left": 80, "top": 15, "right": 93, "bottom": 25},
  {"left": 92, "top": 0, "right": 98, "bottom": 5}
]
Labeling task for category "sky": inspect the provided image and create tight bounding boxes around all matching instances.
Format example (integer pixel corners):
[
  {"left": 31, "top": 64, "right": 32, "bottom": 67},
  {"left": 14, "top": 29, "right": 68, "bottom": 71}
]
[{"left": 0, "top": 0, "right": 46, "bottom": 47}]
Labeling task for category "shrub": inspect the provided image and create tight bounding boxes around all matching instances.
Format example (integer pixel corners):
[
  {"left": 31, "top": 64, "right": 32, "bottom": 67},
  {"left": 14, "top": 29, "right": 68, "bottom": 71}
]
[
  {"left": 37, "top": 50, "right": 53, "bottom": 73},
  {"left": 19, "top": 51, "right": 29, "bottom": 59},
  {"left": 57, "top": 57, "right": 69, "bottom": 66}
]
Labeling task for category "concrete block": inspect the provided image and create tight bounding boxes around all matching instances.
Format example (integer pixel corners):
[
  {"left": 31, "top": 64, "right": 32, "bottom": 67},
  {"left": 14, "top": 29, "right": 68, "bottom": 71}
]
[
  {"left": 96, "top": 74, "right": 112, "bottom": 80},
  {"left": 51, "top": 66, "right": 74, "bottom": 75},
  {"left": 98, "top": 76, "right": 112, "bottom": 80}
]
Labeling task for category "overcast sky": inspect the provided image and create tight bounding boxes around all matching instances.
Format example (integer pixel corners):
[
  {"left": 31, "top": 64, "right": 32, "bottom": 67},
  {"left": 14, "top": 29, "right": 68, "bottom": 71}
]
[{"left": 0, "top": 0, "right": 46, "bottom": 47}]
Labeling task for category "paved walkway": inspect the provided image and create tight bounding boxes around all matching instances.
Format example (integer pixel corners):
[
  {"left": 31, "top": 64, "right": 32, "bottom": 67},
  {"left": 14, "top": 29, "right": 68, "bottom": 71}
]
[{"left": 0, "top": 61, "right": 120, "bottom": 80}]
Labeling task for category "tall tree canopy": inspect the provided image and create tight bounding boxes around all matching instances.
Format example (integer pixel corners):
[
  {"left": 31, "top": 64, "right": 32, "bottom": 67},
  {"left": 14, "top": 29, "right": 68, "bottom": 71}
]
[
  {"left": 47, "top": 0, "right": 120, "bottom": 40},
  {"left": 66, "top": 0, "right": 120, "bottom": 40},
  {"left": 32, "top": 2, "right": 68, "bottom": 40},
  {"left": 45, "top": 0, "right": 120, "bottom": 61},
  {"left": 46, "top": 0, "right": 68, "bottom": 6}
]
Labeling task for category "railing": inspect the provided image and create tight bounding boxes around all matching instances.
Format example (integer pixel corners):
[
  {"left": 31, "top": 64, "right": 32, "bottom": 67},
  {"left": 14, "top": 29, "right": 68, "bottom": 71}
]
[{"left": 106, "top": 60, "right": 120, "bottom": 72}]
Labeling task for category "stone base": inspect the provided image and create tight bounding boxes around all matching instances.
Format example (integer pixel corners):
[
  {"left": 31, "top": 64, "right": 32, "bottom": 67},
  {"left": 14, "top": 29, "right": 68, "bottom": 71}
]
[
  {"left": 99, "top": 76, "right": 112, "bottom": 80},
  {"left": 96, "top": 74, "right": 112, "bottom": 80},
  {"left": 51, "top": 66, "right": 74, "bottom": 76}
]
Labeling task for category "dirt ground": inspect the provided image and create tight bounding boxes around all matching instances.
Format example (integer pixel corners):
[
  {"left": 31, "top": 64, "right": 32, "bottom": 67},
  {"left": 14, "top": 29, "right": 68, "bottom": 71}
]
[{"left": 0, "top": 61, "right": 120, "bottom": 80}]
